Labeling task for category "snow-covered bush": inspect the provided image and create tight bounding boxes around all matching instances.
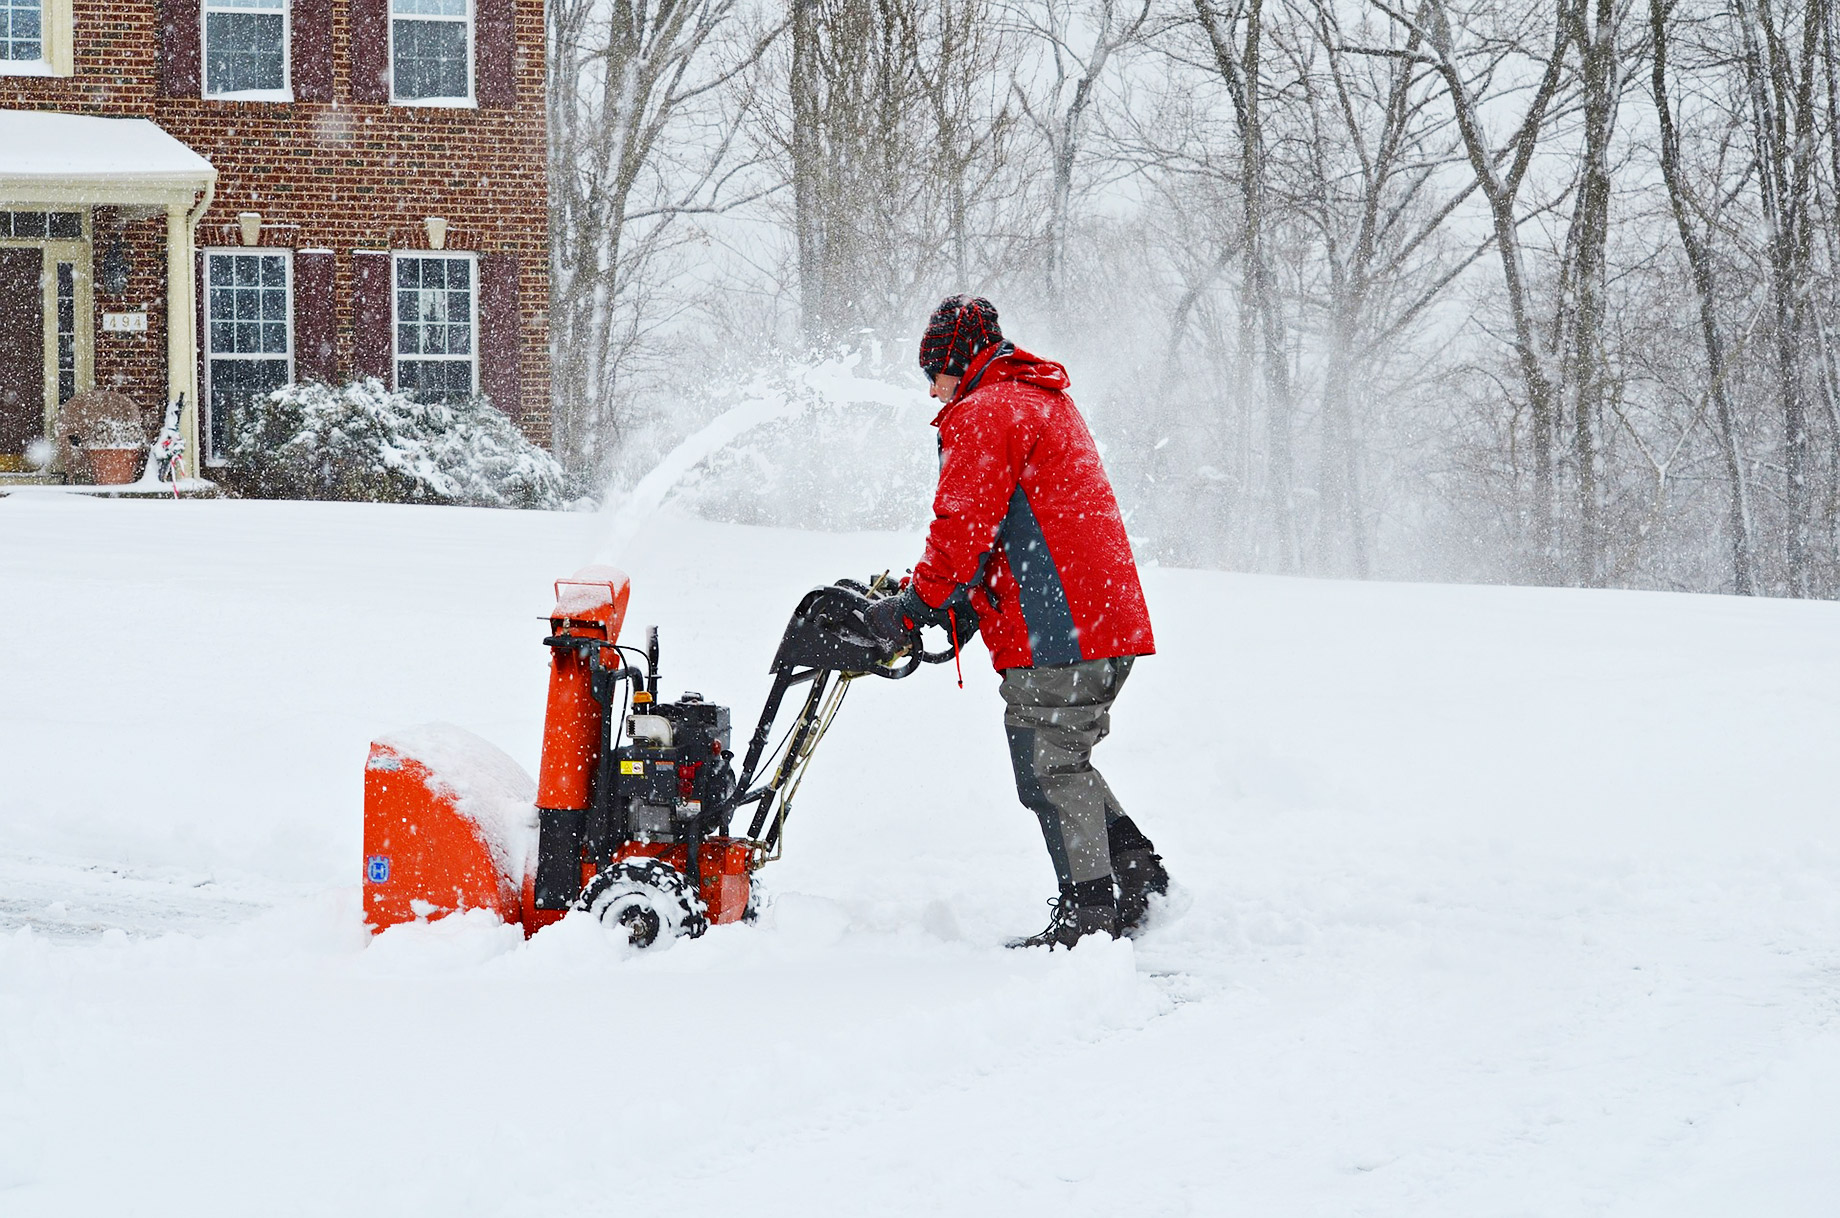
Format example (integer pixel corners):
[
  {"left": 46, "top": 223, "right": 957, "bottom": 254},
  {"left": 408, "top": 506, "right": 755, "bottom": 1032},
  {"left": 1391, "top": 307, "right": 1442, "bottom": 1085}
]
[{"left": 222, "top": 379, "right": 582, "bottom": 509}]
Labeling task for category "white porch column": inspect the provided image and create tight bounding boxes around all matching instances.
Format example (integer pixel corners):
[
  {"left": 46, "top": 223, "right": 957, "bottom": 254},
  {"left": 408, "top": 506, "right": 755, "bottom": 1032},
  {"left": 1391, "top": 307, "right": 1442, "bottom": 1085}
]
[{"left": 166, "top": 201, "right": 199, "bottom": 475}]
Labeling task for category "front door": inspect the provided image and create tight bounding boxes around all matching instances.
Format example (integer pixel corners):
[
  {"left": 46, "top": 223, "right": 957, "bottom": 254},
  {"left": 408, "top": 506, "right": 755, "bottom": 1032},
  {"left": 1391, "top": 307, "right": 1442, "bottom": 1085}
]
[{"left": 0, "top": 247, "right": 42, "bottom": 466}]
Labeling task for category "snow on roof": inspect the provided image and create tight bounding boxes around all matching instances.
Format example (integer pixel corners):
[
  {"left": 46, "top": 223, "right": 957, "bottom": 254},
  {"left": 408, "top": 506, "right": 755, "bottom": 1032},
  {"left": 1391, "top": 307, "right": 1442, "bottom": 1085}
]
[{"left": 0, "top": 109, "right": 215, "bottom": 199}]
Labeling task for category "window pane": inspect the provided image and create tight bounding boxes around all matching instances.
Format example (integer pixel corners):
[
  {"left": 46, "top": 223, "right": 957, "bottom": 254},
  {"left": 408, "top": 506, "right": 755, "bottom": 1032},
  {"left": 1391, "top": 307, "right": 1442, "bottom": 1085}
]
[
  {"left": 57, "top": 262, "right": 76, "bottom": 406},
  {"left": 397, "top": 359, "right": 472, "bottom": 404},
  {"left": 206, "top": 11, "right": 285, "bottom": 94},
  {"left": 394, "top": 258, "right": 473, "bottom": 395},
  {"left": 49, "top": 212, "right": 81, "bottom": 238},
  {"left": 11, "top": 211, "right": 45, "bottom": 237},
  {"left": 392, "top": 18, "right": 469, "bottom": 100},
  {"left": 2, "top": 0, "right": 43, "bottom": 60},
  {"left": 208, "top": 254, "right": 291, "bottom": 357},
  {"left": 208, "top": 359, "right": 291, "bottom": 458}
]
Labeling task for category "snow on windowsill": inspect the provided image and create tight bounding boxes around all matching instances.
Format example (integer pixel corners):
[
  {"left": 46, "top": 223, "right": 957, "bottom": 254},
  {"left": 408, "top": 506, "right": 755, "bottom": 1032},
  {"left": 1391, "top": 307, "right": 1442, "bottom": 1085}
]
[
  {"left": 390, "top": 95, "right": 477, "bottom": 109},
  {"left": 205, "top": 89, "right": 295, "bottom": 104},
  {"left": 0, "top": 58, "right": 61, "bottom": 77}
]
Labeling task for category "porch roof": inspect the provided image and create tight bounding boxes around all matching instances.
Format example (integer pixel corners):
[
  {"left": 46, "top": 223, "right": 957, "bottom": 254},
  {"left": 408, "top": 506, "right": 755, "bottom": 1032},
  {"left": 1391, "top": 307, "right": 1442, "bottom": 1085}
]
[{"left": 0, "top": 110, "right": 216, "bottom": 208}]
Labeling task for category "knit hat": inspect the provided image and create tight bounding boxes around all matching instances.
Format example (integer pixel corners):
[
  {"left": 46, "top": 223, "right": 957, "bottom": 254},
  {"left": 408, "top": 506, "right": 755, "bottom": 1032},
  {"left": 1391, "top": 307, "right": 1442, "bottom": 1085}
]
[{"left": 918, "top": 295, "right": 1002, "bottom": 379}]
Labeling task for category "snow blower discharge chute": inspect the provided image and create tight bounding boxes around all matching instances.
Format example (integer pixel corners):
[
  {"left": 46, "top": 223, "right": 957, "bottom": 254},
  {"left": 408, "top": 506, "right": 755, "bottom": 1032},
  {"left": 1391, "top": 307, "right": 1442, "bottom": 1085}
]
[{"left": 361, "top": 568, "right": 953, "bottom": 947}]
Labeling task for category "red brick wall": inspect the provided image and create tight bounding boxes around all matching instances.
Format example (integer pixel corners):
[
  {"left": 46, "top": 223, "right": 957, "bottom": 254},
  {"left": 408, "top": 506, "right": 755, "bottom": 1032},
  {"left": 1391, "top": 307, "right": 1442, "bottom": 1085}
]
[
  {"left": 1, "top": 0, "right": 552, "bottom": 443},
  {"left": 88, "top": 211, "right": 170, "bottom": 416}
]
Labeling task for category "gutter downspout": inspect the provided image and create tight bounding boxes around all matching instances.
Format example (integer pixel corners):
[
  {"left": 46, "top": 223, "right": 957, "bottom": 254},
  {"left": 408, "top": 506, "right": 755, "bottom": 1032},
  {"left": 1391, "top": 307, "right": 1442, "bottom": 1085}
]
[{"left": 170, "top": 176, "right": 214, "bottom": 481}]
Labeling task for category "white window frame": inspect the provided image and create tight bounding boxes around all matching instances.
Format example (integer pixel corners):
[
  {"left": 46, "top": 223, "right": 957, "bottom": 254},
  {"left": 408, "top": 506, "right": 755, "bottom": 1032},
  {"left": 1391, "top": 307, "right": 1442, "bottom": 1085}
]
[
  {"left": 387, "top": 0, "right": 474, "bottom": 108},
  {"left": 200, "top": 0, "right": 293, "bottom": 102},
  {"left": 0, "top": 0, "right": 71, "bottom": 76},
  {"left": 202, "top": 247, "right": 295, "bottom": 466},
  {"left": 391, "top": 251, "right": 479, "bottom": 399}
]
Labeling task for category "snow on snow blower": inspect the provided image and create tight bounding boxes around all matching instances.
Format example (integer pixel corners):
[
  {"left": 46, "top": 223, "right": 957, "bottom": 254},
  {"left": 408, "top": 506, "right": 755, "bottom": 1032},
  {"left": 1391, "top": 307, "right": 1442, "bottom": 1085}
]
[{"left": 362, "top": 566, "right": 953, "bottom": 947}]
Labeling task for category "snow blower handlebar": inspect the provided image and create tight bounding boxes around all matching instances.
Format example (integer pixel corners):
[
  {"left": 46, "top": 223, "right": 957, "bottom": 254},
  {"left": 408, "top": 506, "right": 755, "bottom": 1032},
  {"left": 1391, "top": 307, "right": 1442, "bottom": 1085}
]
[{"left": 729, "top": 581, "right": 956, "bottom": 853}]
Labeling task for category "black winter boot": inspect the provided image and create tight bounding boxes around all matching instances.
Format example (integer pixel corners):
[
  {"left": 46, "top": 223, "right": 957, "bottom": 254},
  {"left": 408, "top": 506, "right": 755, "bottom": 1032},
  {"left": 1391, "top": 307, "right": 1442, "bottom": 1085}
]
[
  {"left": 1114, "top": 848, "right": 1169, "bottom": 937},
  {"left": 1007, "top": 879, "right": 1118, "bottom": 950}
]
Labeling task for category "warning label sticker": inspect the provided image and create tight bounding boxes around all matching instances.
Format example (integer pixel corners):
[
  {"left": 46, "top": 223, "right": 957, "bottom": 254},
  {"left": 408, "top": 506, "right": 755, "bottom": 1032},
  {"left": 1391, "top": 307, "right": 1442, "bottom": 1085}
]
[{"left": 620, "top": 760, "right": 645, "bottom": 775}]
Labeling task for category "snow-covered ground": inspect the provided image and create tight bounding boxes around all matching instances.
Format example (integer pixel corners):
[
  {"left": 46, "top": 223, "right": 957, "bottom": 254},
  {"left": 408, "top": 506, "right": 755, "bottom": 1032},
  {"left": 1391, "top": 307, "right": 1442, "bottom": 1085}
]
[{"left": 2, "top": 492, "right": 1838, "bottom": 1216}]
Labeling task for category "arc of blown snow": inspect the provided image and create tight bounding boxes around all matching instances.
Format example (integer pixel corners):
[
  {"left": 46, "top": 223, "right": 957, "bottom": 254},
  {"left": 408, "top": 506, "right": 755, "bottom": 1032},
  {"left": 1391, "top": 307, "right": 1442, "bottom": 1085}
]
[{"left": 593, "top": 361, "right": 914, "bottom": 565}]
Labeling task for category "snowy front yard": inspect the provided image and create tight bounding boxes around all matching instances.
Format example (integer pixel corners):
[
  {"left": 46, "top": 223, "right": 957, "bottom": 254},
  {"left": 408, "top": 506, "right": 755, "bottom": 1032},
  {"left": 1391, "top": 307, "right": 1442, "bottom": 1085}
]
[{"left": 2, "top": 493, "right": 1838, "bottom": 1216}]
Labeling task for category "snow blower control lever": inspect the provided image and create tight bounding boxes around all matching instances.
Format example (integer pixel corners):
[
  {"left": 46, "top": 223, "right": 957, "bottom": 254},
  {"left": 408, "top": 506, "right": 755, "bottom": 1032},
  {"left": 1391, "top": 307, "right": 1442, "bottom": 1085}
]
[{"left": 361, "top": 568, "right": 954, "bottom": 949}]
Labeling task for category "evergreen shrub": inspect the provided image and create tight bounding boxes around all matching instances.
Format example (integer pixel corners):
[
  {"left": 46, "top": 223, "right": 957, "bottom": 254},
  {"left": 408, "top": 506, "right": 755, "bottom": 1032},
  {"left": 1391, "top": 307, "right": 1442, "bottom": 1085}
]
[{"left": 222, "top": 378, "right": 581, "bottom": 509}]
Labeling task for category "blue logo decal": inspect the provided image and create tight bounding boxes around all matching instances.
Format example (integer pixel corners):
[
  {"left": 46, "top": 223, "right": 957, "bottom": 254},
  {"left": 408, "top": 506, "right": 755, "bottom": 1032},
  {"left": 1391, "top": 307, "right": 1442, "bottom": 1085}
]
[{"left": 366, "top": 855, "right": 391, "bottom": 884}]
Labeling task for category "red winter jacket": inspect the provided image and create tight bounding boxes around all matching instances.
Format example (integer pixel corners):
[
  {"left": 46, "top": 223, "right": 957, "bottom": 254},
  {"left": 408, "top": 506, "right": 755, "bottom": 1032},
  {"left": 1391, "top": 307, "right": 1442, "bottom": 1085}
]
[{"left": 910, "top": 343, "right": 1155, "bottom": 672}]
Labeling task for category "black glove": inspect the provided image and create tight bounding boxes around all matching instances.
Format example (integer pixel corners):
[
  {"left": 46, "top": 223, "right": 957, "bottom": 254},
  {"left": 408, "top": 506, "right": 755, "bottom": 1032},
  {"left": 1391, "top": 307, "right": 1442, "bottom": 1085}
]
[
  {"left": 862, "top": 596, "right": 907, "bottom": 651},
  {"left": 940, "top": 588, "right": 981, "bottom": 643},
  {"left": 863, "top": 585, "right": 932, "bottom": 650}
]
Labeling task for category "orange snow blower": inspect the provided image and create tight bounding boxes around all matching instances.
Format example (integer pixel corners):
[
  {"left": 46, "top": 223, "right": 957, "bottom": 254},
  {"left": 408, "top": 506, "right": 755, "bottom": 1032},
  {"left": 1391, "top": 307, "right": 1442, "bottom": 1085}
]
[{"left": 362, "top": 566, "right": 952, "bottom": 947}]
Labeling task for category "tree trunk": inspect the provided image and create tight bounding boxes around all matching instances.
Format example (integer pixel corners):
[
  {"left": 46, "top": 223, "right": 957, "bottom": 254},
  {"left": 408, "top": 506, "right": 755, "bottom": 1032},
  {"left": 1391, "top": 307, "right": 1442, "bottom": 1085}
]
[
  {"left": 1650, "top": 0, "right": 1755, "bottom": 594},
  {"left": 1563, "top": 0, "right": 1617, "bottom": 586}
]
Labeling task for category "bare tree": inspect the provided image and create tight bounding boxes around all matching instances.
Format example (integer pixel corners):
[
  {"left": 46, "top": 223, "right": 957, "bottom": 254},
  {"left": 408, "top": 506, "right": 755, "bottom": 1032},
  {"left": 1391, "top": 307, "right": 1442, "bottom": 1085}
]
[
  {"left": 1552, "top": 0, "right": 1619, "bottom": 584},
  {"left": 1285, "top": 0, "right": 1485, "bottom": 576},
  {"left": 1650, "top": 0, "right": 1756, "bottom": 593},
  {"left": 1369, "top": 0, "right": 1575, "bottom": 579},
  {"left": 548, "top": 0, "right": 778, "bottom": 472},
  {"left": 1011, "top": 0, "right": 1153, "bottom": 315},
  {"left": 1191, "top": 0, "right": 1304, "bottom": 568},
  {"left": 787, "top": 0, "right": 1017, "bottom": 346},
  {"left": 1733, "top": 0, "right": 1825, "bottom": 593}
]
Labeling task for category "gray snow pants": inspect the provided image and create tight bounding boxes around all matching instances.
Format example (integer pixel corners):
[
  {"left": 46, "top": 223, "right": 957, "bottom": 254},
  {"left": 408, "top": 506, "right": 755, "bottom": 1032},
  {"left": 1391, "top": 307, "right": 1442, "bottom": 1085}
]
[{"left": 1000, "top": 655, "right": 1135, "bottom": 891}]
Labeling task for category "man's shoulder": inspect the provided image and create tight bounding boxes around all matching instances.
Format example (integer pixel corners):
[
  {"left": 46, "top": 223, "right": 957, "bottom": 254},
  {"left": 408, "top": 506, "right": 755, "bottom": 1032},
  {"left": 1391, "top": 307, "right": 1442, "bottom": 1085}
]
[{"left": 957, "top": 373, "right": 1062, "bottom": 416}]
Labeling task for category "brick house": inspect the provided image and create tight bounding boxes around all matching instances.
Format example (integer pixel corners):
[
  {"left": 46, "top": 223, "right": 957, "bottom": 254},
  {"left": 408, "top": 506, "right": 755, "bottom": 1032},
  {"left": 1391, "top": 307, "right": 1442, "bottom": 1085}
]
[{"left": 0, "top": 0, "right": 548, "bottom": 479}]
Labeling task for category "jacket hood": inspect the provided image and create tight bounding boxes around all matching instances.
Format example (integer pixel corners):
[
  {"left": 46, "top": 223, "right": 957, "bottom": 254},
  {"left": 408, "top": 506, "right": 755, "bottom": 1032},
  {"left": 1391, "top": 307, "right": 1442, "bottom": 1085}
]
[{"left": 931, "top": 344, "right": 1070, "bottom": 426}]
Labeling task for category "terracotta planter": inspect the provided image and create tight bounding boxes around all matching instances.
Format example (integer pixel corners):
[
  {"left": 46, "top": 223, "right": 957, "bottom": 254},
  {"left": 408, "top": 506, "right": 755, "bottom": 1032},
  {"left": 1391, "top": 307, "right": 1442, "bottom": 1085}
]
[{"left": 89, "top": 446, "right": 144, "bottom": 486}]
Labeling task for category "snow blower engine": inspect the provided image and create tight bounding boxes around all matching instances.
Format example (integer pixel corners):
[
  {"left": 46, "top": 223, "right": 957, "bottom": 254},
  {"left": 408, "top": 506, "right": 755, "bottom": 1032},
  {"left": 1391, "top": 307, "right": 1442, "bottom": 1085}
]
[{"left": 361, "top": 567, "right": 953, "bottom": 948}]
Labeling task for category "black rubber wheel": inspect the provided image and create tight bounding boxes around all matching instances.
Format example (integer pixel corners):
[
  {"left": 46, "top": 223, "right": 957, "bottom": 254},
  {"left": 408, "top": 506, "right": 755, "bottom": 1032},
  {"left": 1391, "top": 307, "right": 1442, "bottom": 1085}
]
[{"left": 577, "top": 858, "right": 705, "bottom": 948}]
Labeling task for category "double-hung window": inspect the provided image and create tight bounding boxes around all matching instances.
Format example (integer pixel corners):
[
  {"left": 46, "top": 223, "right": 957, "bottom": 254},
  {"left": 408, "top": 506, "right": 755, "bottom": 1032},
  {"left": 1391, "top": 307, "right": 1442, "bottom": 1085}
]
[
  {"left": 1, "top": 0, "right": 68, "bottom": 74},
  {"left": 0, "top": 0, "right": 41, "bottom": 64},
  {"left": 203, "top": 0, "right": 290, "bottom": 98},
  {"left": 205, "top": 251, "right": 292, "bottom": 462},
  {"left": 394, "top": 253, "right": 476, "bottom": 402},
  {"left": 391, "top": 0, "right": 471, "bottom": 104}
]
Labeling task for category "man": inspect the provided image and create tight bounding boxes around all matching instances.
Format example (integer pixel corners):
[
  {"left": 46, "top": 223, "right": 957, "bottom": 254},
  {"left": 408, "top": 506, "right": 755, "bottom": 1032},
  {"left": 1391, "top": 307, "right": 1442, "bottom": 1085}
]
[{"left": 866, "top": 295, "right": 1169, "bottom": 949}]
